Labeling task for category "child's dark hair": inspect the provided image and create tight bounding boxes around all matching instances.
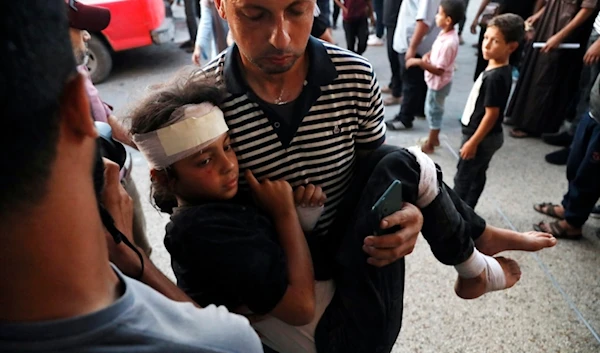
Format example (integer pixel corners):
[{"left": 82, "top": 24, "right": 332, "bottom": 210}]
[
  {"left": 440, "top": 0, "right": 465, "bottom": 26},
  {"left": 129, "top": 71, "right": 225, "bottom": 214},
  {"left": 488, "top": 13, "right": 525, "bottom": 43}
]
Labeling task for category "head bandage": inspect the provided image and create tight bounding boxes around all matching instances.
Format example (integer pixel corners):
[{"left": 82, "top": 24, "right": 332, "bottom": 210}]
[{"left": 133, "top": 103, "right": 228, "bottom": 169}]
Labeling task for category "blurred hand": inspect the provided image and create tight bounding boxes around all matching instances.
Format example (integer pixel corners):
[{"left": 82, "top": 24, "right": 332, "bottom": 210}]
[
  {"left": 405, "top": 58, "right": 421, "bottom": 69},
  {"left": 362, "top": 203, "right": 423, "bottom": 267},
  {"left": 541, "top": 34, "right": 562, "bottom": 53},
  {"left": 584, "top": 39, "right": 600, "bottom": 65},
  {"left": 422, "top": 52, "right": 431, "bottom": 62},
  {"left": 192, "top": 46, "right": 201, "bottom": 66},
  {"left": 470, "top": 20, "right": 478, "bottom": 35},
  {"left": 100, "top": 159, "right": 141, "bottom": 276},
  {"left": 294, "top": 184, "right": 326, "bottom": 207},
  {"left": 460, "top": 140, "right": 478, "bottom": 160},
  {"left": 245, "top": 170, "right": 295, "bottom": 218}
]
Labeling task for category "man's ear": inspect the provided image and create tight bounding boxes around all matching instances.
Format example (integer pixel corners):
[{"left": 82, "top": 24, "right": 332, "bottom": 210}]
[
  {"left": 59, "top": 73, "right": 97, "bottom": 140},
  {"left": 214, "top": 0, "right": 226, "bottom": 19}
]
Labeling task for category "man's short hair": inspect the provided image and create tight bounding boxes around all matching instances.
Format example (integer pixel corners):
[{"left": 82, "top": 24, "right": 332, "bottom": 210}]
[
  {"left": 0, "top": 1, "right": 77, "bottom": 217},
  {"left": 440, "top": 0, "right": 465, "bottom": 26},
  {"left": 488, "top": 14, "right": 525, "bottom": 43}
]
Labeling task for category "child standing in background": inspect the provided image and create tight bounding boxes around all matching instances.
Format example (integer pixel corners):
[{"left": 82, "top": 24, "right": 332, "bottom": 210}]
[
  {"left": 335, "top": 0, "right": 375, "bottom": 55},
  {"left": 406, "top": 0, "right": 465, "bottom": 154},
  {"left": 454, "top": 14, "right": 524, "bottom": 208}
]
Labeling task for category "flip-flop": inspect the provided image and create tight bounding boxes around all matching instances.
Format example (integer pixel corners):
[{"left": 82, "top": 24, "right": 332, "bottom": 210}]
[
  {"left": 509, "top": 129, "right": 531, "bottom": 138},
  {"left": 533, "top": 220, "right": 582, "bottom": 240},
  {"left": 533, "top": 202, "right": 564, "bottom": 219}
]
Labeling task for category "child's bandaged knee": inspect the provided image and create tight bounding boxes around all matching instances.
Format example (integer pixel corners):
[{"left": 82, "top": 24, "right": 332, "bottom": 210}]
[
  {"left": 454, "top": 249, "right": 506, "bottom": 292},
  {"left": 407, "top": 147, "right": 439, "bottom": 208}
]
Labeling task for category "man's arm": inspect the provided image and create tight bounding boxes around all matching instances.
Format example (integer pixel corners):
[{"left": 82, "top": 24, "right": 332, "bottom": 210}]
[
  {"left": 406, "top": 20, "right": 429, "bottom": 60},
  {"left": 101, "top": 160, "right": 197, "bottom": 305},
  {"left": 541, "top": 7, "right": 595, "bottom": 53},
  {"left": 470, "top": 0, "right": 491, "bottom": 34}
]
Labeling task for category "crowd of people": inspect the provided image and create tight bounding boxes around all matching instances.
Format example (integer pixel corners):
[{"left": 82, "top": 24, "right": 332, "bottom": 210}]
[{"left": 0, "top": 0, "right": 598, "bottom": 353}]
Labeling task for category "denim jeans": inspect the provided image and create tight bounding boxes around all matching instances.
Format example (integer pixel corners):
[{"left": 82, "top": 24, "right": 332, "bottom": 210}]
[
  {"left": 396, "top": 53, "right": 427, "bottom": 123},
  {"left": 454, "top": 132, "right": 504, "bottom": 208},
  {"left": 562, "top": 113, "right": 600, "bottom": 227},
  {"left": 425, "top": 83, "right": 452, "bottom": 130},
  {"left": 315, "top": 145, "right": 485, "bottom": 353}
]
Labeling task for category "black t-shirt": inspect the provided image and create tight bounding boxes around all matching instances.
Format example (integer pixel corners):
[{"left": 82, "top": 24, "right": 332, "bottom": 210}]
[
  {"left": 164, "top": 192, "right": 288, "bottom": 315},
  {"left": 461, "top": 65, "right": 512, "bottom": 135}
]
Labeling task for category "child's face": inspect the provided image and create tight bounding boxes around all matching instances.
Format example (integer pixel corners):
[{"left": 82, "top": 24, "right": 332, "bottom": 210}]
[
  {"left": 435, "top": 6, "right": 452, "bottom": 29},
  {"left": 482, "top": 26, "right": 513, "bottom": 61},
  {"left": 170, "top": 133, "right": 239, "bottom": 202}
]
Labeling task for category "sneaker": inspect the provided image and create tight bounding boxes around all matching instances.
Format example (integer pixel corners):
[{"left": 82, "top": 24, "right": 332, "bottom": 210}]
[
  {"left": 367, "top": 35, "right": 384, "bottom": 46},
  {"left": 383, "top": 95, "right": 402, "bottom": 106},
  {"left": 545, "top": 147, "right": 570, "bottom": 165},
  {"left": 590, "top": 205, "right": 600, "bottom": 219}
]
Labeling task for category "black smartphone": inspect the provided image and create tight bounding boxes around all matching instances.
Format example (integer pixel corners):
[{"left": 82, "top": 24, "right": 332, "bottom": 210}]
[{"left": 371, "top": 180, "right": 403, "bottom": 235}]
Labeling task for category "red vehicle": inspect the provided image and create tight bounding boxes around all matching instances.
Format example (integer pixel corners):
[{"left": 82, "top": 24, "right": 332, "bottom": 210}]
[{"left": 81, "top": 0, "right": 175, "bottom": 83}]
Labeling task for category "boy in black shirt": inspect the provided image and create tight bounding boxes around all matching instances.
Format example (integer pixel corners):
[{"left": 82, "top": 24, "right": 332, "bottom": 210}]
[{"left": 454, "top": 14, "right": 525, "bottom": 208}]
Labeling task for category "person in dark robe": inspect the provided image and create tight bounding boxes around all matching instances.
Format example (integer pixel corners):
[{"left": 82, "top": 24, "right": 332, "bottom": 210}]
[{"left": 506, "top": 0, "right": 599, "bottom": 138}]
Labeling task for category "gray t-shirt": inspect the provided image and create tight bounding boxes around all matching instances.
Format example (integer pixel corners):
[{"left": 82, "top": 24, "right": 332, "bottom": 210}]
[
  {"left": 0, "top": 267, "right": 263, "bottom": 353},
  {"left": 393, "top": 0, "right": 442, "bottom": 55}
]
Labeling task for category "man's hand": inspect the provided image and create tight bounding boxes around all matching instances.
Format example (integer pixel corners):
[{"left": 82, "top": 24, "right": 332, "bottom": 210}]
[
  {"left": 362, "top": 203, "right": 423, "bottom": 267},
  {"left": 584, "top": 39, "right": 600, "bottom": 65},
  {"left": 294, "top": 184, "right": 326, "bottom": 207},
  {"left": 470, "top": 20, "right": 478, "bottom": 35},
  {"left": 405, "top": 58, "right": 422, "bottom": 69},
  {"left": 460, "top": 140, "right": 478, "bottom": 160},
  {"left": 541, "top": 34, "right": 563, "bottom": 53},
  {"left": 192, "top": 46, "right": 201, "bottom": 66},
  {"left": 101, "top": 159, "right": 141, "bottom": 276}
]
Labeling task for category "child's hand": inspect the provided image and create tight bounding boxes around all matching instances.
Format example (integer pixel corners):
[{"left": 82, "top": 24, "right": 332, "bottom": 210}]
[
  {"left": 294, "top": 184, "right": 327, "bottom": 207},
  {"left": 422, "top": 52, "right": 431, "bottom": 62},
  {"left": 245, "top": 170, "right": 295, "bottom": 217},
  {"left": 405, "top": 58, "right": 421, "bottom": 68},
  {"left": 460, "top": 140, "right": 478, "bottom": 160}
]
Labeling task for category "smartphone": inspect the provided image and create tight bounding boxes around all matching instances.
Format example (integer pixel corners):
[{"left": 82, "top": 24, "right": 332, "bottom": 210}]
[{"left": 371, "top": 180, "right": 403, "bottom": 235}]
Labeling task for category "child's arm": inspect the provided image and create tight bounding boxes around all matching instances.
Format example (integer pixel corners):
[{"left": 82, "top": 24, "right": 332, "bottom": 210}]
[
  {"left": 406, "top": 57, "right": 444, "bottom": 76},
  {"left": 460, "top": 107, "right": 500, "bottom": 160},
  {"left": 245, "top": 170, "right": 316, "bottom": 326}
]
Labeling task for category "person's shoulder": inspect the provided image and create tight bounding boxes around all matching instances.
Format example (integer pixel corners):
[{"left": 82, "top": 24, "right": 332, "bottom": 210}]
[
  {"left": 484, "top": 65, "right": 512, "bottom": 82},
  {"left": 122, "top": 277, "right": 262, "bottom": 352},
  {"left": 323, "top": 42, "right": 374, "bottom": 72}
]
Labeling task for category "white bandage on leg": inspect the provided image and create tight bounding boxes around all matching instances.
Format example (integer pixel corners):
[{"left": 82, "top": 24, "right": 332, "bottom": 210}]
[
  {"left": 454, "top": 249, "right": 507, "bottom": 292},
  {"left": 407, "top": 146, "right": 440, "bottom": 208}
]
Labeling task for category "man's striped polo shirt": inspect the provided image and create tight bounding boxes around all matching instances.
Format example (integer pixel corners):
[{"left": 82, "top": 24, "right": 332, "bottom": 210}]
[{"left": 202, "top": 37, "right": 386, "bottom": 279}]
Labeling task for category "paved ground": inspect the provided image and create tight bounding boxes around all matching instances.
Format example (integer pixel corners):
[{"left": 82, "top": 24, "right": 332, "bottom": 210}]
[{"left": 97, "top": 4, "right": 600, "bottom": 352}]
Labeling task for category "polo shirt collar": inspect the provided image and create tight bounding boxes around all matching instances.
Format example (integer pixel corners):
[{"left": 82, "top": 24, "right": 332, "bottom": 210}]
[{"left": 222, "top": 36, "right": 338, "bottom": 96}]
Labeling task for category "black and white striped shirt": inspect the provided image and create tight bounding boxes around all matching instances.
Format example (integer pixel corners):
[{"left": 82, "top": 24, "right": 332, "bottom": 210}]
[{"left": 203, "top": 37, "right": 386, "bottom": 278}]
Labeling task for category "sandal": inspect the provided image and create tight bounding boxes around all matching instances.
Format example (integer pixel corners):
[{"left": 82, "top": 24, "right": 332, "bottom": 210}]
[
  {"left": 509, "top": 128, "right": 531, "bottom": 138},
  {"left": 533, "top": 220, "right": 582, "bottom": 240},
  {"left": 533, "top": 202, "right": 564, "bottom": 219}
]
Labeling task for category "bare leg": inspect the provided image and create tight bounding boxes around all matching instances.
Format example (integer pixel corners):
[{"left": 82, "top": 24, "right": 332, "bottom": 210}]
[{"left": 475, "top": 225, "right": 557, "bottom": 256}]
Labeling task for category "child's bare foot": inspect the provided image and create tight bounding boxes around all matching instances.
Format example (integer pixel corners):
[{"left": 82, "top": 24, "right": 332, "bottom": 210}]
[
  {"left": 455, "top": 256, "right": 521, "bottom": 299},
  {"left": 475, "top": 225, "right": 557, "bottom": 256}
]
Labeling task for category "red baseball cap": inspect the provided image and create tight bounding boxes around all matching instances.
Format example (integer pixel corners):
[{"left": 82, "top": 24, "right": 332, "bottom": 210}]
[{"left": 67, "top": 0, "right": 111, "bottom": 32}]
